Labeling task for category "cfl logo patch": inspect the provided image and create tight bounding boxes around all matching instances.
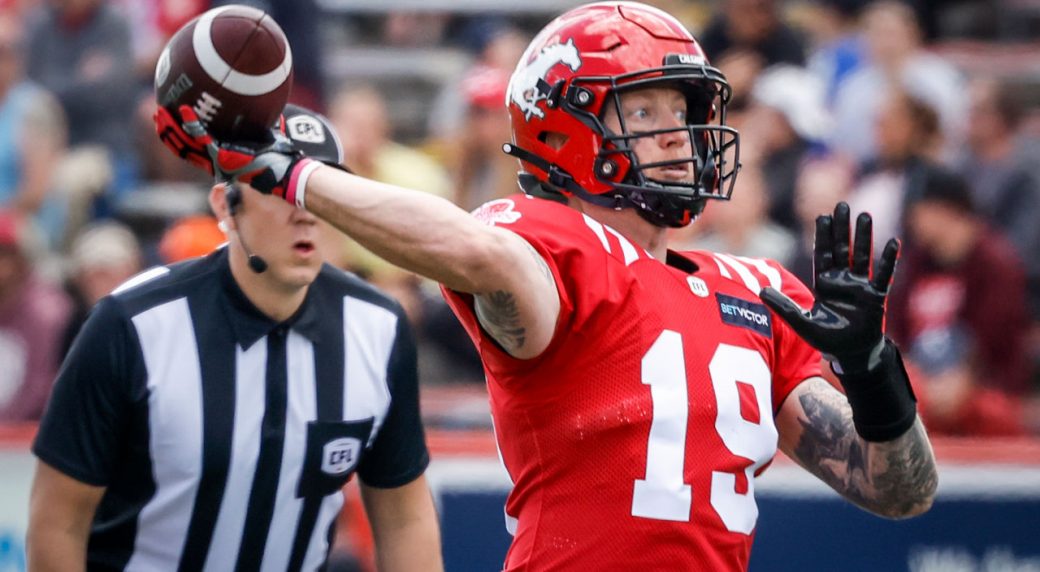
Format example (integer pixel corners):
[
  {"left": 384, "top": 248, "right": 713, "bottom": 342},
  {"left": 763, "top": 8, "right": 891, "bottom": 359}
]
[
  {"left": 193, "top": 92, "right": 223, "bottom": 123},
  {"left": 286, "top": 115, "right": 326, "bottom": 144},
  {"left": 321, "top": 437, "right": 362, "bottom": 475},
  {"left": 687, "top": 276, "right": 709, "bottom": 298}
]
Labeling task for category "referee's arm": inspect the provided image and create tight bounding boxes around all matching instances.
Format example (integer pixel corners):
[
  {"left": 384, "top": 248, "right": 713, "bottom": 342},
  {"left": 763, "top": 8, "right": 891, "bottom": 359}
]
[
  {"left": 28, "top": 297, "right": 137, "bottom": 571},
  {"left": 27, "top": 462, "right": 104, "bottom": 572},
  {"left": 357, "top": 310, "right": 443, "bottom": 571},
  {"left": 361, "top": 475, "right": 442, "bottom": 572}
]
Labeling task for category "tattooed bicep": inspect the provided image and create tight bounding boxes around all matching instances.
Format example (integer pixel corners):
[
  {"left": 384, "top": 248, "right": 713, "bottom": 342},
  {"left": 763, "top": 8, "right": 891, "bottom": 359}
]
[
  {"left": 475, "top": 290, "right": 527, "bottom": 353},
  {"left": 473, "top": 237, "right": 556, "bottom": 356}
]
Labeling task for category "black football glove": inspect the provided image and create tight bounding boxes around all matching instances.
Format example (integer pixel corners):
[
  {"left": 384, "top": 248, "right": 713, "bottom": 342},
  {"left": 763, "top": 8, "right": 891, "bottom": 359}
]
[
  {"left": 760, "top": 202, "right": 916, "bottom": 441},
  {"left": 760, "top": 202, "right": 896, "bottom": 373}
]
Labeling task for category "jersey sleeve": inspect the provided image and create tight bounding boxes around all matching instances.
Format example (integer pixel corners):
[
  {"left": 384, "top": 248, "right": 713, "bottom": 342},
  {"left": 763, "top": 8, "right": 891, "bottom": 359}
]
[
  {"left": 764, "top": 262, "right": 823, "bottom": 411},
  {"left": 441, "top": 196, "right": 630, "bottom": 379},
  {"left": 32, "top": 296, "right": 145, "bottom": 486},
  {"left": 357, "top": 313, "right": 430, "bottom": 488}
]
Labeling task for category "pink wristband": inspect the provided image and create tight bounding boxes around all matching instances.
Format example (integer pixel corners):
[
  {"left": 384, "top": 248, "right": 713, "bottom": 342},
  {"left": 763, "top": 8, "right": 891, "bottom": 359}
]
[{"left": 284, "top": 158, "right": 321, "bottom": 209}]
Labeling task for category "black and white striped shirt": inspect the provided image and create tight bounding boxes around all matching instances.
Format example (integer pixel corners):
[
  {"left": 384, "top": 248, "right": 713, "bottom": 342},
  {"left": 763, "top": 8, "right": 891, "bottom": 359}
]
[{"left": 34, "top": 248, "right": 429, "bottom": 571}]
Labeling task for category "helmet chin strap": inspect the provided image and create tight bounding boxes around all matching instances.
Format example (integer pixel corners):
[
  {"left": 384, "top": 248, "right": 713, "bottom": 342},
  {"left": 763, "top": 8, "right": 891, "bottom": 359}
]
[{"left": 631, "top": 186, "right": 706, "bottom": 228}]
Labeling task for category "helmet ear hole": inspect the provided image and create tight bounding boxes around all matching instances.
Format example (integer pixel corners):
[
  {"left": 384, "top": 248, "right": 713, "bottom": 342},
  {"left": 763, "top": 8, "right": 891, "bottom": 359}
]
[{"left": 539, "top": 131, "right": 569, "bottom": 150}]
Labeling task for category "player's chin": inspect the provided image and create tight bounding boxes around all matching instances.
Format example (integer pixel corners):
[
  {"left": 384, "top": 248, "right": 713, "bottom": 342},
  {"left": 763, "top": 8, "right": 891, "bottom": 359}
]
[{"left": 647, "top": 167, "right": 695, "bottom": 185}]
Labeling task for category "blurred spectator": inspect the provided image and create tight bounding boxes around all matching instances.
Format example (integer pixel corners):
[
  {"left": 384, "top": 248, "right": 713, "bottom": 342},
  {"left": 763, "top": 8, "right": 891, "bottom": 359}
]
[
  {"left": 427, "top": 20, "right": 527, "bottom": 147},
  {"left": 157, "top": 214, "right": 225, "bottom": 263},
  {"left": 907, "top": 326, "right": 1027, "bottom": 437},
  {"left": 49, "top": 145, "right": 113, "bottom": 250},
  {"left": 743, "top": 64, "right": 831, "bottom": 231},
  {"left": 382, "top": 11, "right": 450, "bottom": 48},
  {"left": 25, "top": 0, "right": 139, "bottom": 205},
  {"left": 956, "top": 77, "right": 1040, "bottom": 322},
  {"left": 802, "top": 0, "right": 868, "bottom": 103},
  {"left": 699, "top": 0, "right": 807, "bottom": 67},
  {"left": 60, "top": 221, "right": 141, "bottom": 356},
  {"left": 330, "top": 84, "right": 452, "bottom": 201},
  {"left": 450, "top": 16, "right": 527, "bottom": 68},
  {"left": 698, "top": 0, "right": 806, "bottom": 109},
  {"left": 789, "top": 156, "right": 856, "bottom": 284},
  {"left": 673, "top": 161, "right": 798, "bottom": 267},
  {"left": 888, "top": 168, "right": 1031, "bottom": 398},
  {"left": 0, "top": 209, "right": 71, "bottom": 421},
  {"left": 831, "top": 0, "right": 966, "bottom": 163},
  {"left": 112, "top": 0, "right": 206, "bottom": 81},
  {"left": 449, "top": 65, "right": 515, "bottom": 210},
  {"left": 0, "top": 13, "right": 67, "bottom": 244},
  {"left": 903, "top": 0, "right": 1002, "bottom": 41},
  {"left": 847, "top": 89, "right": 942, "bottom": 252}
]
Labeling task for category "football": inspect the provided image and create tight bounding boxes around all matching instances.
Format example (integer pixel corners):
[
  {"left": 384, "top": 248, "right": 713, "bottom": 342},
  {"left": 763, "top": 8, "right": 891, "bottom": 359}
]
[{"left": 154, "top": 4, "right": 293, "bottom": 143}]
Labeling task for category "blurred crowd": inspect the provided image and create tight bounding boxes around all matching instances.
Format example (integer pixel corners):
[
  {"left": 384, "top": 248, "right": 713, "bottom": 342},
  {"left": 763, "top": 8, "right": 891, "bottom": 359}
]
[{"left": 1, "top": 0, "right": 1039, "bottom": 444}]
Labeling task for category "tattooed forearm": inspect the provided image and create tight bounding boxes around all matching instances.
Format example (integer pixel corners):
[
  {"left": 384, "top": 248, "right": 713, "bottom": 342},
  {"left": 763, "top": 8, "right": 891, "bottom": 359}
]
[
  {"left": 865, "top": 421, "right": 937, "bottom": 516},
  {"left": 476, "top": 290, "right": 527, "bottom": 352},
  {"left": 788, "top": 379, "right": 938, "bottom": 519}
]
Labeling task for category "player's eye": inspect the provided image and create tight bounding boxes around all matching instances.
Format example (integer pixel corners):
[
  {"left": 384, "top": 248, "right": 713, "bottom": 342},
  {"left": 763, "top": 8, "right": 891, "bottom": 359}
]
[{"left": 624, "top": 106, "right": 652, "bottom": 130}]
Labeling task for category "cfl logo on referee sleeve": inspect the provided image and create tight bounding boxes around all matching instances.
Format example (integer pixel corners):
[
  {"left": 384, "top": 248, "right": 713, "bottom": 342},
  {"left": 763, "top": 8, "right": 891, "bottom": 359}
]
[{"left": 321, "top": 437, "right": 362, "bottom": 475}]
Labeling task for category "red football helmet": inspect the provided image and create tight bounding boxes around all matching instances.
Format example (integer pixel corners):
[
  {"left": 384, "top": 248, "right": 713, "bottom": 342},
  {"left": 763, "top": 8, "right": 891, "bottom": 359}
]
[{"left": 504, "top": 1, "right": 740, "bottom": 227}]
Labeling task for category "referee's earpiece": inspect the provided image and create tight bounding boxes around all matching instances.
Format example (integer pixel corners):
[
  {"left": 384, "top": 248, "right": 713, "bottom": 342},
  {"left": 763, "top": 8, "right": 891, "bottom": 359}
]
[
  {"left": 226, "top": 184, "right": 240, "bottom": 217},
  {"left": 224, "top": 184, "right": 268, "bottom": 274}
]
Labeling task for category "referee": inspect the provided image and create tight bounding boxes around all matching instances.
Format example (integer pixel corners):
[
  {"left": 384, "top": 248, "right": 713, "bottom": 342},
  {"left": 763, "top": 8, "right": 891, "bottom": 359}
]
[{"left": 26, "top": 106, "right": 443, "bottom": 571}]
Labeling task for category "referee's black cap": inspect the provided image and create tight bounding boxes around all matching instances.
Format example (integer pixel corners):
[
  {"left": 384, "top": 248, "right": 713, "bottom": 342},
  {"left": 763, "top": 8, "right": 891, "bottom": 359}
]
[{"left": 281, "top": 104, "right": 344, "bottom": 166}]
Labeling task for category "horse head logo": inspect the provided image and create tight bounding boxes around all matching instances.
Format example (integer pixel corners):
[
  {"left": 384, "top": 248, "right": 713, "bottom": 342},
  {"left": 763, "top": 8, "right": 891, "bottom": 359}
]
[{"left": 509, "top": 38, "right": 582, "bottom": 121}]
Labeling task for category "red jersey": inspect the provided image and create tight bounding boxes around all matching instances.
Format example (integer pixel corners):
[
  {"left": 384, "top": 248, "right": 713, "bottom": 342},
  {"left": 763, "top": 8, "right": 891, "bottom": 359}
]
[{"left": 443, "top": 195, "right": 821, "bottom": 571}]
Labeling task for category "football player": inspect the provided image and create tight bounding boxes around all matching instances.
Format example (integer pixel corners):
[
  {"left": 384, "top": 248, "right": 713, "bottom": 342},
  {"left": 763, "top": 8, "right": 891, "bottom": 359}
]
[{"left": 156, "top": 3, "right": 937, "bottom": 569}]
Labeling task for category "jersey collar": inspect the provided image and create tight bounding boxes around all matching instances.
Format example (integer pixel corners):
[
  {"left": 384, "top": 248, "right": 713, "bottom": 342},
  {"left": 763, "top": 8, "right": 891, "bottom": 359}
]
[{"left": 217, "top": 250, "right": 324, "bottom": 349}]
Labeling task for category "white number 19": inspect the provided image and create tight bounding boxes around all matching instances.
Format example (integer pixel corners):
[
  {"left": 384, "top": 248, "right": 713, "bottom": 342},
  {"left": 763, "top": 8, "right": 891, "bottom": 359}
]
[{"left": 631, "top": 330, "right": 777, "bottom": 534}]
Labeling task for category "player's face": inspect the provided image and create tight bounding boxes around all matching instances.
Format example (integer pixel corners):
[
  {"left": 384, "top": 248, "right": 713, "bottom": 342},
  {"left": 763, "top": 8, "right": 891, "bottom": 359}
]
[
  {"left": 602, "top": 87, "right": 695, "bottom": 184},
  {"left": 233, "top": 183, "right": 323, "bottom": 290}
]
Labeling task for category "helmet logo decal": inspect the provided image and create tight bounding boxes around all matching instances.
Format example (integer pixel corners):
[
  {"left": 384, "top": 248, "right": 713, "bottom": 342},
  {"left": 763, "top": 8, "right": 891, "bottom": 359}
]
[
  {"left": 665, "top": 53, "right": 706, "bottom": 66},
  {"left": 471, "top": 199, "right": 522, "bottom": 226},
  {"left": 509, "top": 39, "right": 582, "bottom": 121}
]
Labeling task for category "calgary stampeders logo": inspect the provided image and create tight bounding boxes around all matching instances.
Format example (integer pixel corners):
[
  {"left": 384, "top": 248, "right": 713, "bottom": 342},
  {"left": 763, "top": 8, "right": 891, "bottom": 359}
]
[
  {"left": 508, "top": 38, "right": 582, "bottom": 120},
  {"left": 471, "top": 199, "right": 521, "bottom": 226}
]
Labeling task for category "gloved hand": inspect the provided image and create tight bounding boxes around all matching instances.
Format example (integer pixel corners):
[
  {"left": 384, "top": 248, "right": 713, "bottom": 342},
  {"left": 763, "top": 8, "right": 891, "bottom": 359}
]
[
  {"left": 761, "top": 202, "right": 916, "bottom": 441},
  {"left": 153, "top": 104, "right": 316, "bottom": 205},
  {"left": 760, "top": 201, "right": 897, "bottom": 374}
]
